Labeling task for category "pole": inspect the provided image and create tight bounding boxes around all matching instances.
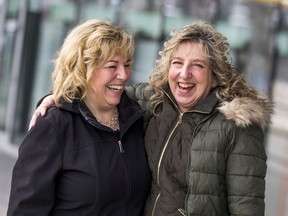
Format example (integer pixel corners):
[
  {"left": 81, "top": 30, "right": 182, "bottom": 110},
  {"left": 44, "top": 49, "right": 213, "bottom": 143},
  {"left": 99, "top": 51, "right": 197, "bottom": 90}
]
[{"left": 5, "top": 0, "right": 28, "bottom": 142}]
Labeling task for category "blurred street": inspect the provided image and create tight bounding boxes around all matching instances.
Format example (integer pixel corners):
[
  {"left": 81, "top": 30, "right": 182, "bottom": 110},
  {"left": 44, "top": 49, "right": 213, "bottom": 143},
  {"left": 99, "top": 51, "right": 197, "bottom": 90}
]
[
  {"left": 0, "top": 81, "right": 287, "bottom": 215},
  {"left": 0, "top": 0, "right": 288, "bottom": 215},
  {"left": 0, "top": 132, "right": 17, "bottom": 215},
  {"left": 265, "top": 81, "right": 288, "bottom": 216}
]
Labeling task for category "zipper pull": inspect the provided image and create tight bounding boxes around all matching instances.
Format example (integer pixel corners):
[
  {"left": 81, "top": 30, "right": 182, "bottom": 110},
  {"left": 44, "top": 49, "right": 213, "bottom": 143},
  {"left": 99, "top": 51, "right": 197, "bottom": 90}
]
[
  {"left": 118, "top": 140, "right": 124, "bottom": 153},
  {"left": 178, "top": 208, "right": 186, "bottom": 215},
  {"left": 178, "top": 113, "right": 183, "bottom": 124}
]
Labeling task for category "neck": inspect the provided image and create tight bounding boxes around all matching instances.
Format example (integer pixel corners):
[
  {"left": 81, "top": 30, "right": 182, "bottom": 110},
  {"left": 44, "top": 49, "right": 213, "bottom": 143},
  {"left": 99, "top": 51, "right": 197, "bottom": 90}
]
[{"left": 84, "top": 97, "right": 119, "bottom": 131}]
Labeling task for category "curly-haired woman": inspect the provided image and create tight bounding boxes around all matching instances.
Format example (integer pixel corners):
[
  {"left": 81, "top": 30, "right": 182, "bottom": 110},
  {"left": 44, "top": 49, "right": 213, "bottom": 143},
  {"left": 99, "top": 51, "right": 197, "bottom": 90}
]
[{"left": 141, "top": 20, "right": 272, "bottom": 216}]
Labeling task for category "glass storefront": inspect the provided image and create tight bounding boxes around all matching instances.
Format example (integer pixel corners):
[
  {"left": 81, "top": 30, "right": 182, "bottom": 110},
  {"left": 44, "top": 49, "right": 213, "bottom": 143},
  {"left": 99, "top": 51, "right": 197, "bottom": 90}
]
[
  {"left": 0, "top": 0, "right": 20, "bottom": 132},
  {"left": 0, "top": 0, "right": 287, "bottom": 144}
]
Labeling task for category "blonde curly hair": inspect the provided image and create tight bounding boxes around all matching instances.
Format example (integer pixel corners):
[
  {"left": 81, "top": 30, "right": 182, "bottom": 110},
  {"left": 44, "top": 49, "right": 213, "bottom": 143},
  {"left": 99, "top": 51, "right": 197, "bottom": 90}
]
[
  {"left": 149, "top": 20, "right": 260, "bottom": 114},
  {"left": 52, "top": 19, "right": 135, "bottom": 107}
]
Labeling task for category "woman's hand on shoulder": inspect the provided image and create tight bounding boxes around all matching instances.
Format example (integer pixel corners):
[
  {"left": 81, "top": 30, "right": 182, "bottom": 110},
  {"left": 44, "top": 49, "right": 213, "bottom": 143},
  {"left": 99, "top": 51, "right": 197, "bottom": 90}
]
[{"left": 29, "top": 95, "right": 55, "bottom": 130}]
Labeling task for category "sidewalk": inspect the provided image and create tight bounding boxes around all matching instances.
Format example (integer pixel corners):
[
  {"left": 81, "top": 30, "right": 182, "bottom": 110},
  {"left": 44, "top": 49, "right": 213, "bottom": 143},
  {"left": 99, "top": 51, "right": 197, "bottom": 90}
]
[{"left": 0, "top": 132, "right": 17, "bottom": 215}]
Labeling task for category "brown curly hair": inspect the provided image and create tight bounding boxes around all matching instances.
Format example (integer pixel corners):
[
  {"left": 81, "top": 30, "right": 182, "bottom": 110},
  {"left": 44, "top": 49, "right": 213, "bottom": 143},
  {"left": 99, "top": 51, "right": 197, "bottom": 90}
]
[{"left": 149, "top": 20, "right": 260, "bottom": 114}]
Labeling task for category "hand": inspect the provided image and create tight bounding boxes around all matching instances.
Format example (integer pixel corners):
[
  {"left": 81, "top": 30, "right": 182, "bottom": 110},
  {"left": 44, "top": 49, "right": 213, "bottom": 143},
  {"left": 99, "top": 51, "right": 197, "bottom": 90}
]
[{"left": 28, "top": 95, "right": 55, "bottom": 130}]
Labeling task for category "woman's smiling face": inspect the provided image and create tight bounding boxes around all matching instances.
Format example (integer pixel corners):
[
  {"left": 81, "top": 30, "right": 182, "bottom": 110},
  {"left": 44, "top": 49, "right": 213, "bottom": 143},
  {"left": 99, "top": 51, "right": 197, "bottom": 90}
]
[
  {"left": 168, "top": 42, "right": 215, "bottom": 112},
  {"left": 87, "top": 55, "right": 132, "bottom": 110}
]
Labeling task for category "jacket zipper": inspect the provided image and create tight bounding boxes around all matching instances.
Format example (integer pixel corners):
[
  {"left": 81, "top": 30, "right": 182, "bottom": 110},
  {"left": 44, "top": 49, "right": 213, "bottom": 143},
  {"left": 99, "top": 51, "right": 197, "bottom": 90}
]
[
  {"left": 157, "top": 113, "right": 183, "bottom": 184},
  {"left": 178, "top": 208, "right": 186, "bottom": 215},
  {"left": 116, "top": 107, "right": 145, "bottom": 154},
  {"left": 152, "top": 91, "right": 211, "bottom": 215},
  {"left": 118, "top": 140, "right": 124, "bottom": 153},
  {"left": 151, "top": 112, "right": 183, "bottom": 216}
]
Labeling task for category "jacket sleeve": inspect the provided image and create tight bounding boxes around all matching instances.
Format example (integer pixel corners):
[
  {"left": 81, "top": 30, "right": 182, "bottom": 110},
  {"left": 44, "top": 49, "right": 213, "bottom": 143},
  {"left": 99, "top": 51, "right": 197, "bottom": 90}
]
[
  {"left": 7, "top": 116, "right": 62, "bottom": 216},
  {"left": 125, "top": 82, "right": 154, "bottom": 132},
  {"left": 226, "top": 124, "right": 267, "bottom": 216},
  {"left": 125, "top": 83, "right": 154, "bottom": 111}
]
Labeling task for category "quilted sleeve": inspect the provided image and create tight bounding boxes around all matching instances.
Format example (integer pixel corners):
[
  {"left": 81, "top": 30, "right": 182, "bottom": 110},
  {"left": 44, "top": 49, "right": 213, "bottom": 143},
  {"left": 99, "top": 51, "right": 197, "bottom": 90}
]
[{"left": 226, "top": 124, "right": 267, "bottom": 216}]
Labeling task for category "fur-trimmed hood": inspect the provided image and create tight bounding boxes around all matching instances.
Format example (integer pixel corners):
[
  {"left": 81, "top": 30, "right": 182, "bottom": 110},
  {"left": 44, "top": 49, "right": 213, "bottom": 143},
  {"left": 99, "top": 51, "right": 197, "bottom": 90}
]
[
  {"left": 218, "top": 93, "right": 273, "bottom": 129},
  {"left": 125, "top": 83, "right": 274, "bottom": 130}
]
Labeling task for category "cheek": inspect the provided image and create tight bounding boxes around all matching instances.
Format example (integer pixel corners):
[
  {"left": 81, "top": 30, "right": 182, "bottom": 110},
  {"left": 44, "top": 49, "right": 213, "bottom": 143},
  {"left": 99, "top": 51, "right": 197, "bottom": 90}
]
[
  {"left": 198, "top": 70, "right": 212, "bottom": 84},
  {"left": 127, "top": 70, "right": 132, "bottom": 79},
  {"left": 203, "top": 76, "right": 214, "bottom": 92},
  {"left": 168, "top": 68, "right": 178, "bottom": 83}
]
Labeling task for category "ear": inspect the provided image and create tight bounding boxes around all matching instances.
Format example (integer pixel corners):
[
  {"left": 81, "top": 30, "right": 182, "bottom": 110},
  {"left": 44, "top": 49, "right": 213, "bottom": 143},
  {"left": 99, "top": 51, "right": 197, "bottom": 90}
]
[{"left": 211, "top": 79, "right": 218, "bottom": 88}]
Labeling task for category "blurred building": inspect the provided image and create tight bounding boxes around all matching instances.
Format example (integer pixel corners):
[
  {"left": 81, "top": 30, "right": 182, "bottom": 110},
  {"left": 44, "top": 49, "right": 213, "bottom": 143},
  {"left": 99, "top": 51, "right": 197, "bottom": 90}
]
[{"left": 0, "top": 0, "right": 287, "bottom": 214}]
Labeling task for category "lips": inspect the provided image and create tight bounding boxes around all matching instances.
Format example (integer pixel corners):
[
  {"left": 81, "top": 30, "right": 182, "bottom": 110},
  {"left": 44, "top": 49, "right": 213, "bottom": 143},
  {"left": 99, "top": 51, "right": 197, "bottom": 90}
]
[
  {"left": 178, "top": 82, "right": 195, "bottom": 89},
  {"left": 107, "top": 85, "right": 124, "bottom": 91}
]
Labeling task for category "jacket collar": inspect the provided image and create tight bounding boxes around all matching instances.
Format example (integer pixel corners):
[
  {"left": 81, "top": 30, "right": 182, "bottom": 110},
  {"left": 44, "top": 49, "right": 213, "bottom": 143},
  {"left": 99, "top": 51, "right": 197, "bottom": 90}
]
[
  {"left": 58, "top": 91, "right": 145, "bottom": 131},
  {"left": 163, "top": 84, "right": 273, "bottom": 129},
  {"left": 163, "top": 84, "right": 218, "bottom": 115}
]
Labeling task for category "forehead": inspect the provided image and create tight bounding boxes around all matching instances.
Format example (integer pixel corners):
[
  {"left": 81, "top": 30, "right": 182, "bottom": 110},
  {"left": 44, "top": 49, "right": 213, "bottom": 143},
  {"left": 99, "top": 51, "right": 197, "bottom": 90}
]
[
  {"left": 107, "top": 55, "right": 127, "bottom": 61},
  {"left": 173, "top": 42, "right": 207, "bottom": 59},
  {"left": 99, "top": 55, "right": 130, "bottom": 65}
]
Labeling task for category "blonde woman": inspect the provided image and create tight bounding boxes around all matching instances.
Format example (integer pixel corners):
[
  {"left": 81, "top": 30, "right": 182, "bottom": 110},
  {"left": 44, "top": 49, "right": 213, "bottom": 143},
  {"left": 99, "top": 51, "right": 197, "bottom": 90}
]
[{"left": 7, "top": 19, "right": 151, "bottom": 216}]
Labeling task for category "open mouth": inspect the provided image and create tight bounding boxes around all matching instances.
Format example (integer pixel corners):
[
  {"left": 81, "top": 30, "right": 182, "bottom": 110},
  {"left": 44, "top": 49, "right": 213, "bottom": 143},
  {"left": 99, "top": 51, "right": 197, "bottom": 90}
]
[
  {"left": 107, "top": 85, "right": 124, "bottom": 91},
  {"left": 178, "top": 82, "right": 195, "bottom": 90}
]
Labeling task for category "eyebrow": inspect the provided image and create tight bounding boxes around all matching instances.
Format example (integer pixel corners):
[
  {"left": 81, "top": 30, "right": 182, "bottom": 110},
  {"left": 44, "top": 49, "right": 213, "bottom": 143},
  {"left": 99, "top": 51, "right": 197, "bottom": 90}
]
[
  {"left": 171, "top": 57, "right": 209, "bottom": 65},
  {"left": 193, "top": 59, "right": 209, "bottom": 65},
  {"left": 107, "top": 59, "right": 132, "bottom": 64},
  {"left": 106, "top": 60, "right": 118, "bottom": 63}
]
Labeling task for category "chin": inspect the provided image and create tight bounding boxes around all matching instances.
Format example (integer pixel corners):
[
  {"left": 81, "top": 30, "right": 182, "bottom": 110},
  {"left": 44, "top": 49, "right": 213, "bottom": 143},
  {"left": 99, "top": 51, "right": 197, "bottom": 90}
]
[{"left": 108, "top": 99, "right": 121, "bottom": 106}]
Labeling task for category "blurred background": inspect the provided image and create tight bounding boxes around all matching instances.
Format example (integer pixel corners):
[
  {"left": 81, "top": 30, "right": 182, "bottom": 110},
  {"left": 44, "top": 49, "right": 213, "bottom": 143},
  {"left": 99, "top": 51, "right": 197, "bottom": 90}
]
[{"left": 0, "top": 0, "right": 287, "bottom": 215}]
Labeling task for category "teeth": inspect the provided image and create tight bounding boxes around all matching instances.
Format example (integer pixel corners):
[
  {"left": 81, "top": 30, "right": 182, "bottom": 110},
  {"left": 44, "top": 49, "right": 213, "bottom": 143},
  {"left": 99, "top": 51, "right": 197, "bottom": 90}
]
[
  {"left": 108, "top": 85, "right": 123, "bottom": 90},
  {"left": 178, "top": 83, "right": 194, "bottom": 88}
]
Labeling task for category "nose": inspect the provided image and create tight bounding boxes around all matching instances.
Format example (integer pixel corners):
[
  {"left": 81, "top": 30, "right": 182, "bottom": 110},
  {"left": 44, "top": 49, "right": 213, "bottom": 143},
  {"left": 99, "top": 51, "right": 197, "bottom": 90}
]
[
  {"left": 179, "top": 65, "right": 191, "bottom": 79},
  {"left": 116, "top": 65, "right": 130, "bottom": 81}
]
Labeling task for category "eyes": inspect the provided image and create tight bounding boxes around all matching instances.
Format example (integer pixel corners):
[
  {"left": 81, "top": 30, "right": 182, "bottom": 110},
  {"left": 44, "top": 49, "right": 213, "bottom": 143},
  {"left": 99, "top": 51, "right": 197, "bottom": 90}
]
[
  {"left": 104, "top": 61, "right": 132, "bottom": 71},
  {"left": 171, "top": 60, "right": 205, "bottom": 69}
]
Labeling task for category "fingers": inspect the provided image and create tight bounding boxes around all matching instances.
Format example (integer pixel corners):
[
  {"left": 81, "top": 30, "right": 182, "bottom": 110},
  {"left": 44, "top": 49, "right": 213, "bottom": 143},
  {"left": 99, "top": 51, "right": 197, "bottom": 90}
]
[
  {"left": 28, "top": 95, "right": 55, "bottom": 130},
  {"left": 41, "top": 95, "right": 55, "bottom": 109},
  {"left": 28, "top": 111, "right": 39, "bottom": 131},
  {"left": 28, "top": 105, "right": 45, "bottom": 130},
  {"left": 39, "top": 100, "right": 50, "bottom": 116}
]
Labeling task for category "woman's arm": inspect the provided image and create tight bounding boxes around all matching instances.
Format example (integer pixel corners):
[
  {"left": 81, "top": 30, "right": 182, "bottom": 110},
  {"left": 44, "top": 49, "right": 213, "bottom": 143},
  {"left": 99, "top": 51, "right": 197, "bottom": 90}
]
[
  {"left": 7, "top": 116, "right": 62, "bottom": 215},
  {"left": 29, "top": 83, "right": 154, "bottom": 129},
  {"left": 125, "top": 82, "right": 153, "bottom": 110},
  {"left": 125, "top": 82, "right": 154, "bottom": 132},
  {"left": 226, "top": 125, "right": 267, "bottom": 215}
]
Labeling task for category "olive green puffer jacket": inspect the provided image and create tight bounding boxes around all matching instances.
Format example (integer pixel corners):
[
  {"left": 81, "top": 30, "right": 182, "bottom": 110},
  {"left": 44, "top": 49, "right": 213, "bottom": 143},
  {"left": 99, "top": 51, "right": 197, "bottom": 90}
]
[{"left": 125, "top": 83, "right": 272, "bottom": 216}]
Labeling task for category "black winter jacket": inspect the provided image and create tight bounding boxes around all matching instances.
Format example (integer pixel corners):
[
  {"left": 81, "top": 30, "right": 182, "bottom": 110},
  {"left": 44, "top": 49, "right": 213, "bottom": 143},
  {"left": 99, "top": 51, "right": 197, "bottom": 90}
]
[{"left": 7, "top": 91, "right": 151, "bottom": 216}]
